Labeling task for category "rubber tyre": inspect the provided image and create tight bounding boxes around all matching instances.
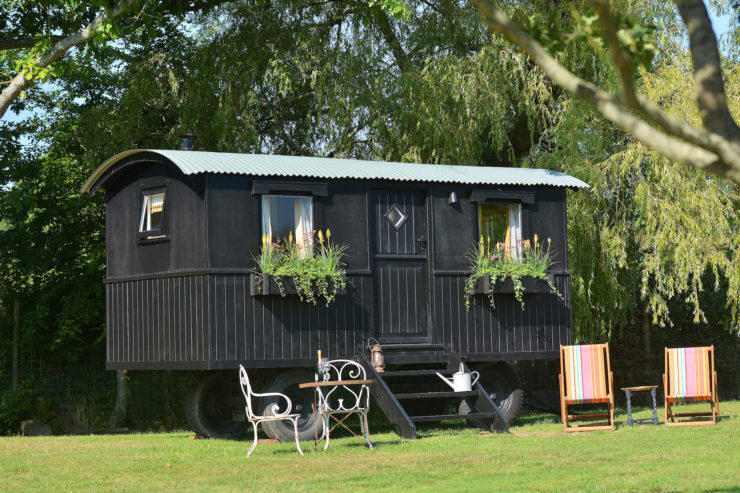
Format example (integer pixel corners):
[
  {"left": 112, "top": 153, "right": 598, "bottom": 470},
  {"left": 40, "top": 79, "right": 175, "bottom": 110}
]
[
  {"left": 459, "top": 363, "right": 524, "bottom": 428},
  {"left": 185, "top": 371, "right": 248, "bottom": 438},
  {"left": 259, "top": 369, "right": 324, "bottom": 442}
]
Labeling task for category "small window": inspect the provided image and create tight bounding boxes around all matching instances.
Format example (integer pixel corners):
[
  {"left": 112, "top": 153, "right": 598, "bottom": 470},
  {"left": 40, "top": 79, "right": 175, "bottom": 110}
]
[
  {"left": 384, "top": 203, "right": 408, "bottom": 230},
  {"left": 262, "top": 195, "right": 313, "bottom": 256},
  {"left": 479, "top": 202, "right": 521, "bottom": 258},
  {"left": 140, "top": 190, "right": 165, "bottom": 233}
]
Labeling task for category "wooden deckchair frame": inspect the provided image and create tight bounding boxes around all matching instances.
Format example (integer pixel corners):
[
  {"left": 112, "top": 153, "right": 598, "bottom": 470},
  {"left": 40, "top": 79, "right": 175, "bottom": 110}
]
[
  {"left": 559, "top": 343, "right": 615, "bottom": 432},
  {"left": 663, "top": 345, "right": 719, "bottom": 426}
]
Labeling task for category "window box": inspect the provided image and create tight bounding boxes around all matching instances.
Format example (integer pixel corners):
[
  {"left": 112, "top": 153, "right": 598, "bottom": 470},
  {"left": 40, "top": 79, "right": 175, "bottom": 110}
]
[
  {"left": 470, "top": 274, "right": 553, "bottom": 295},
  {"left": 249, "top": 273, "right": 346, "bottom": 297}
]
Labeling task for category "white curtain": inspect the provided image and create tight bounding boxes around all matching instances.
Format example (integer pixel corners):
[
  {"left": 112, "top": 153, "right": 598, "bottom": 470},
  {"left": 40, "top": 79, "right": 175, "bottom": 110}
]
[
  {"left": 261, "top": 196, "right": 272, "bottom": 244},
  {"left": 509, "top": 203, "right": 522, "bottom": 259},
  {"left": 294, "top": 197, "right": 313, "bottom": 257}
]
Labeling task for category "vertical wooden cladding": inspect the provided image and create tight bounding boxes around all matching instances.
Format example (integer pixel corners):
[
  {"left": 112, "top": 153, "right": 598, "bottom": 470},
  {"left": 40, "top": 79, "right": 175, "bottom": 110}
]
[
  {"left": 106, "top": 275, "right": 210, "bottom": 369},
  {"left": 374, "top": 189, "right": 424, "bottom": 255},
  {"left": 210, "top": 274, "right": 371, "bottom": 366},
  {"left": 375, "top": 262, "right": 427, "bottom": 337},
  {"left": 432, "top": 273, "right": 572, "bottom": 358}
]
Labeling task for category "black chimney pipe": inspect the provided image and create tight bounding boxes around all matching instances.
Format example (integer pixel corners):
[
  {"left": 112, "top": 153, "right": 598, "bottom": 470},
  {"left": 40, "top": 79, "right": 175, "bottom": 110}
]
[{"left": 179, "top": 134, "right": 194, "bottom": 151}]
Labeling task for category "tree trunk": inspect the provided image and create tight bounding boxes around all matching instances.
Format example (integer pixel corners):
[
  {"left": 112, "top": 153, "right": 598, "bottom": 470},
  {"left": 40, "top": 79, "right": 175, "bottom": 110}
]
[
  {"left": 12, "top": 298, "right": 19, "bottom": 391},
  {"left": 109, "top": 370, "right": 128, "bottom": 429},
  {"left": 642, "top": 307, "right": 651, "bottom": 358}
]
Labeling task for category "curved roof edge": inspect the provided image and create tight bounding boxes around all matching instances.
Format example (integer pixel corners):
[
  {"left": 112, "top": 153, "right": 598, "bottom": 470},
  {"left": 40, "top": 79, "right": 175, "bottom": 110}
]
[{"left": 81, "top": 149, "right": 590, "bottom": 194}]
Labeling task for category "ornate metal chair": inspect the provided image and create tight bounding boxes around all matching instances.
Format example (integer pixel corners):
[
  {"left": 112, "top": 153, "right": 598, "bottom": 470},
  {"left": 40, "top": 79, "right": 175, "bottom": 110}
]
[
  {"left": 238, "top": 365, "right": 303, "bottom": 458},
  {"left": 316, "top": 359, "right": 372, "bottom": 450}
]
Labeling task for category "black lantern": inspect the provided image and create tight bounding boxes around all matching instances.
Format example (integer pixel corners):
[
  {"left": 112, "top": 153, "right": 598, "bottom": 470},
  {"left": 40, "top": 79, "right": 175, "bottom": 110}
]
[{"left": 371, "top": 343, "right": 385, "bottom": 372}]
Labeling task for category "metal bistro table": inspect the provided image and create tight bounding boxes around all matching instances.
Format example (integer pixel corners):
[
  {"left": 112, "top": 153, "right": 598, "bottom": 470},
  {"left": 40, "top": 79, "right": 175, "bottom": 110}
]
[
  {"left": 621, "top": 385, "right": 659, "bottom": 426},
  {"left": 299, "top": 379, "right": 376, "bottom": 448}
]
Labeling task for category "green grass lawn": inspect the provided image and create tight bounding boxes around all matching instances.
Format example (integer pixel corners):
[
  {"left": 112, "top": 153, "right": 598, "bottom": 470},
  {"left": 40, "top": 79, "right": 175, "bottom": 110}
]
[{"left": 2, "top": 401, "right": 738, "bottom": 492}]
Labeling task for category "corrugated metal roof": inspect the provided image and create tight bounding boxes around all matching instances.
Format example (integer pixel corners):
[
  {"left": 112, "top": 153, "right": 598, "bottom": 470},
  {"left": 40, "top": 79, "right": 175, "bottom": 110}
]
[{"left": 81, "top": 149, "right": 589, "bottom": 193}]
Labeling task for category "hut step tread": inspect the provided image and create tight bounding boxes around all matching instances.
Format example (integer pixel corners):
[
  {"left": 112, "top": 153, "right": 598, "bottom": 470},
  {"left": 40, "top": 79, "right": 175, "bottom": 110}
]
[
  {"left": 379, "top": 369, "right": 456, "bottom": 377},
  {"left": 394, "top": 391, "right": 479, "bottom": 399},
  {"left": 410, "top": 412, "right": 495, "bottom": 422}
]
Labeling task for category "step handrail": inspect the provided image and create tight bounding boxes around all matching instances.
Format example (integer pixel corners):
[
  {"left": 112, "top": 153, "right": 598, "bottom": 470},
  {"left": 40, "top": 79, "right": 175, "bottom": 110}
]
[{"left": 358, "top": 353, "right": 417, "bottom": 440}]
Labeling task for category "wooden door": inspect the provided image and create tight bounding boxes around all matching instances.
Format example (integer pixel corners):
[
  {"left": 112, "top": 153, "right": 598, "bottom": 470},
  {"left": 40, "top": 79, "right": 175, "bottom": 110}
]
[{"left": 372, "top": 189, "right": 430, "bottom": 342}]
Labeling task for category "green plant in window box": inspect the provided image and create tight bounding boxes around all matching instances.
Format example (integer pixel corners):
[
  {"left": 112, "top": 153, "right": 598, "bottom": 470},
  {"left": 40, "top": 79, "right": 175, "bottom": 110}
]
[
  {"left": 254, "top": 229, "right": 347, "bottom": 305},
  {"left": 464, "top": 234, "right": 562, "bottom": 309}
]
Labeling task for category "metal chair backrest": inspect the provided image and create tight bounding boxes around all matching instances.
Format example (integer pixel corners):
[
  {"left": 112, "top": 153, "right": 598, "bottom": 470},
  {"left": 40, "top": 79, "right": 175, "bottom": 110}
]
[
  {"left": 317, "top": 359, "right": 370, "bottom": 413},
  {"left": 561, "top": 343, "right": 611, "bottom": 404},
  {"left": 665, "top": 346, "right": 714, "bottom": 402},
  {"left": 238, "top": 365, "right": 256, "bottom": 420}
]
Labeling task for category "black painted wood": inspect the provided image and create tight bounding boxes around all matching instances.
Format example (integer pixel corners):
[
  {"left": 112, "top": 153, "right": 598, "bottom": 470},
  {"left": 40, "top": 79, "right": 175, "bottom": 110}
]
[
  {"left": 106, "top": 275, "right": 210, "bottom": 368},
  {"left": 372, "top": 189, "right": 429, "bottom": 341},
  {"left": 360, "top": 354, "right": 417, "bottom": 439},
  {"left": 99, "top": 154, "right": 576, "bottom": 370},
  {"left": 395, "top": 391, "right": 478, "bottom": 399},
  {"left": 411, "top": 413, "right": 495, "bottom": 422}
]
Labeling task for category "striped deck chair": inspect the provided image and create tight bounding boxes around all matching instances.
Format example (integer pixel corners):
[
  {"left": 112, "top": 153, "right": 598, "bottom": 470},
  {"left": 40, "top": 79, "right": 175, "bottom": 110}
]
[
  {"left": 664, "top": 346, "right": 719, "bottom": 426},
  {"left": 559, "top": 343, "right": 614, "bottom": 432}
]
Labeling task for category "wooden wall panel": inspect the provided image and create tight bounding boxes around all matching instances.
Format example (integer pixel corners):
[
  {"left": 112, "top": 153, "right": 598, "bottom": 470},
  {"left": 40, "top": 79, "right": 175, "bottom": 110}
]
[
  {"left": 208, "top": 274, "right": 373, "bottom": 366},
  {"left": 107, "top": 271, "right": 571, "bottom": 369},
  {"left": 431, "top": 273, "right": 571, "bottom": 359},
  {"left": 106, "top": 274, "right": 210, "bottom": 369}
]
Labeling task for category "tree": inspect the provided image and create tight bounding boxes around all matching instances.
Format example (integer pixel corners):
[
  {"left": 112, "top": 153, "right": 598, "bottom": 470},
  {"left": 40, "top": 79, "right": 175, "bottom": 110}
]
[{"left": 469, "top": 0, "right": 740, "bottom": 185}]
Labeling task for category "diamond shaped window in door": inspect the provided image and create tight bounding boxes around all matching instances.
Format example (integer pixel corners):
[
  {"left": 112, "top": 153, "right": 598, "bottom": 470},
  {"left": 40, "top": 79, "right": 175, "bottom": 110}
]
[{"left": 384, "top": 203, "right": 408, "bottom": 230}]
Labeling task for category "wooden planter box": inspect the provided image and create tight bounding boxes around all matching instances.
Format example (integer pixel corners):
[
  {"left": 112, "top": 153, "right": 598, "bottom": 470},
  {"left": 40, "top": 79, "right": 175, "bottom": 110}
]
[
  {"left": 471, "top": 274, "right": 552, "bottom": 295},
  {"left": 250, "top": 273, "right": 346, "bottom": 297}
]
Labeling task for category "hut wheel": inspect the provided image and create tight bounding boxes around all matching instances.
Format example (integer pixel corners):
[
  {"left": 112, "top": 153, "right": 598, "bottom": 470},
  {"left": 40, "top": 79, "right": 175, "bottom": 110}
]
[
  {"left": 260, "top": 369, "right": 324, "bottom": 443},
  {"left": 185, "top": 371, "right": 248, "bottom": 438},
  {"left": 459, "top": 362, "right": 524, "bottom": 428}
]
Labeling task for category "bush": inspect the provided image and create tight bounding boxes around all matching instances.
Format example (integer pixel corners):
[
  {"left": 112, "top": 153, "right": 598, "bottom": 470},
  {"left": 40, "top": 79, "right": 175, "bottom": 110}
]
[{"left": 0, "top": 387, "right": 36, "bottom": 435}]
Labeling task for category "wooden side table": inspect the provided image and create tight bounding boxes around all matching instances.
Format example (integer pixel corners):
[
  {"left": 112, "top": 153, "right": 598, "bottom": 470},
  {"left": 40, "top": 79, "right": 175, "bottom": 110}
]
[{"left": 620, "top": 385, "right": 659, "bottom": 426}]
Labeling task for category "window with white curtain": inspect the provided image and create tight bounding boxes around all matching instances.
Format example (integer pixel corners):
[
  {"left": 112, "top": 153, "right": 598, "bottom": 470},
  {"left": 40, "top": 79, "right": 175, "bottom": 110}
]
[
  {"left": 139, "top": 190, "right": 165, "bottom": 233},
  {"left": 478, "top": 202, "right": 522, "bottom": 258},
  {"left": 261, "top": 195, "right": 313, "bottom": 256}
]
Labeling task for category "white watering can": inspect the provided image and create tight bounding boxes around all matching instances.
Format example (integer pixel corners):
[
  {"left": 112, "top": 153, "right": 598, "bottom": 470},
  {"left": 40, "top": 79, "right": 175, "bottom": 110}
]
[{"left": 436, "top": 363, "right": 480, "bottom": 392}]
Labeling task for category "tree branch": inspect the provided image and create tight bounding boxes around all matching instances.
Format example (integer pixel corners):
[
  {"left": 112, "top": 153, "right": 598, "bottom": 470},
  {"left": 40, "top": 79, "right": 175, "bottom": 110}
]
[
  {"left": 589, "top": 0, "right": 637, "bottom": 107},
  {"left": 675, "top": 0, "right": 740, "bottom": 143},
  {"left": 371, "top": 6, "right": 410, "bottom": 72},
  {"left": 0, "top": 0, "right": 138, "bottom": 120},
  {"left": 0, "top": 36, "right": 66, "bottom": 51},
  {"left": 468, "top": 0, "right": 740, "bottom": 184}
]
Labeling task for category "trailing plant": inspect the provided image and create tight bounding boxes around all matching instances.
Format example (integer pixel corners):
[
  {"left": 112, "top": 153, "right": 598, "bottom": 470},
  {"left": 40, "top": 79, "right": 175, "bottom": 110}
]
[
  {"left": 464, "top": 234, "right": 560, "bottom": 309},
  {"left": 255, "top": 229, "right": 347, "bottom": 305}
]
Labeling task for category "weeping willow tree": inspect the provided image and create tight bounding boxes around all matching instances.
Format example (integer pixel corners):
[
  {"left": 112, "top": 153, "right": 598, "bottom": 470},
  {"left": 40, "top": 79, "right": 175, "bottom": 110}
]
[{"left": 539, "top": 54, "right": 740, "bottom": 349}]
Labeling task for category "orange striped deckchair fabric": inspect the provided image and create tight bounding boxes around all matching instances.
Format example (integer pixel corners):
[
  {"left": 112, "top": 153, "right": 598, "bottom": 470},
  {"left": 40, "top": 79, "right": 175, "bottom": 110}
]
[
  {"left": 665, "top": 347, "right": 712, "bottom": 403},
  {"left": 562, "top": 344, "right": 610, "bottom": 405}
]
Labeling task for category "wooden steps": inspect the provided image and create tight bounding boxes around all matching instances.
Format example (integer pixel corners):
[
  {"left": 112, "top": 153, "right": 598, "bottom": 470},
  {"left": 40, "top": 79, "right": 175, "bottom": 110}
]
[{"left": 359, "top": 350, "right": 509, "bottom": 439}]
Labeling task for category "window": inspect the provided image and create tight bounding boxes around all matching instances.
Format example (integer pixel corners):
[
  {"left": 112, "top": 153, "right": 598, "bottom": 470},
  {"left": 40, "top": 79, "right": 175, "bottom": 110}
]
[
  {"left": 262, "top": 195, "right": 313, "bottom": 256},
  {"left": 139, "top": 190, "right": 165, "bottom": 234},
  {"left": 384, "top": 203, "right": 408, "bottom": 230},
  {"left": 479, "top": 202, "right": 521, "bottom": 258}
]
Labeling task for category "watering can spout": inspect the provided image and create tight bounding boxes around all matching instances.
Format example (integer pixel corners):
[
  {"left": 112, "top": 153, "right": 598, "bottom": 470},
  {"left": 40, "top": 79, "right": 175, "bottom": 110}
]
[{"left": 435, "top": 372, "right": 456, "bottom": 390}]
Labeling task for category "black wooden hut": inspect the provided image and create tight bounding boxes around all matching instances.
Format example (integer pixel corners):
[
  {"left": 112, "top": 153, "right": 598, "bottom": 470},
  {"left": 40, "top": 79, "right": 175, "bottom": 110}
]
[{"left": 82, "top": 149, "right": 588, "bottom": 439}]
